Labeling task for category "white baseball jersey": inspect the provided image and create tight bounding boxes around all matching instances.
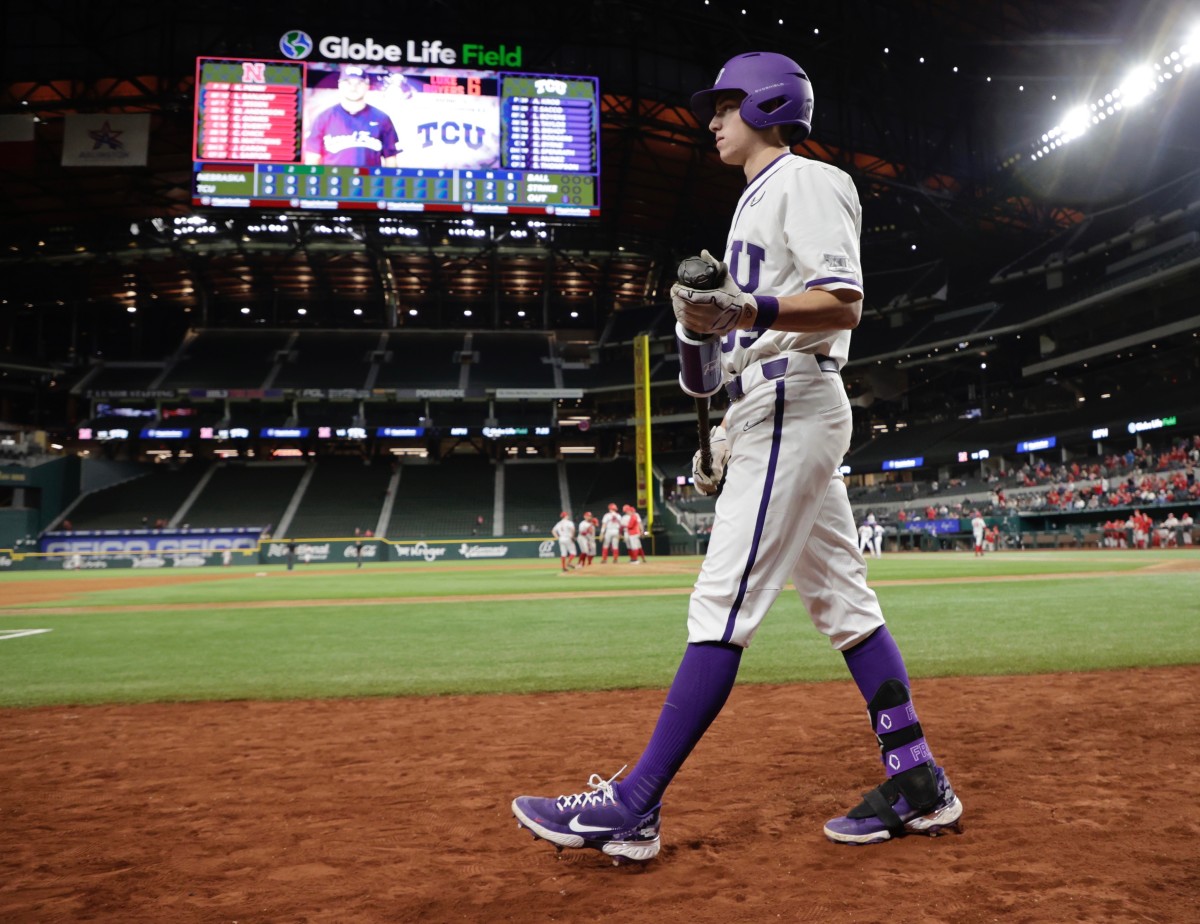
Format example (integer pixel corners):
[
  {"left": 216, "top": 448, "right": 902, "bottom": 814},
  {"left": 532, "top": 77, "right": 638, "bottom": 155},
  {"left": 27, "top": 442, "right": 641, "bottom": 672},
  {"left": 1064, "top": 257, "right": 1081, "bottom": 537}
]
[
  {"left": 719, "top": 154, "right": 863, "bottom": 376},
  {"left": 552, "top": 518, "right": 577, "bottom": 555},
  {"left": 971, "top": 516, "right": 986, "bottom": 540},
  {"left": 687, "top": 153, "right": 884, "bottom": 651},
  {"left": 577, "top": 518, "right": 597, "bottom": 555},
  {"left": 601, "top": 511, "right": 622, "bottom": 536}
]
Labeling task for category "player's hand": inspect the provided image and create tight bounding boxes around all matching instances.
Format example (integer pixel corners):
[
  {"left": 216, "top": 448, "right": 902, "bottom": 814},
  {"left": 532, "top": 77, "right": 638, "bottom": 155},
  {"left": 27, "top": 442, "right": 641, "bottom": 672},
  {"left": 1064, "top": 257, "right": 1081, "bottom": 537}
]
[
  {"left": 672, "top": 283, "right": 758, "bottom": 335},
  {"left": 692, "top": 425, "right": 729, "bottom": 496}
]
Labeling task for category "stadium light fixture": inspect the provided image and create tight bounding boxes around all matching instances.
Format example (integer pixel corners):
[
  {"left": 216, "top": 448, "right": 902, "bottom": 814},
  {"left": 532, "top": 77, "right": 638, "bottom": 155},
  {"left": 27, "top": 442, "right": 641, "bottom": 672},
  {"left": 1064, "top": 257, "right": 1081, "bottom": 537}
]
[
  {"left": 1060, "top": 105, "right": 1091, "bottom": 139},
  {"left": 1118, "top": 65, "right": 1157, "bottom": 106},
  {"left": 1029, "top": 27, "right": 1195, "bottom": 162},
  {"left": 1183, "top": 25, "right": 1199, "bottom": 57}
]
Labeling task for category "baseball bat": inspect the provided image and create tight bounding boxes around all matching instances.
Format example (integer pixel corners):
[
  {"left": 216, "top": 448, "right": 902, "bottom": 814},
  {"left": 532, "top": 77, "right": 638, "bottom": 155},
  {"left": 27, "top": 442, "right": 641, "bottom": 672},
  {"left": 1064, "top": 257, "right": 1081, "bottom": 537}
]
[{"left": 676, "top": 255, "right": 724, "bottom": 478}]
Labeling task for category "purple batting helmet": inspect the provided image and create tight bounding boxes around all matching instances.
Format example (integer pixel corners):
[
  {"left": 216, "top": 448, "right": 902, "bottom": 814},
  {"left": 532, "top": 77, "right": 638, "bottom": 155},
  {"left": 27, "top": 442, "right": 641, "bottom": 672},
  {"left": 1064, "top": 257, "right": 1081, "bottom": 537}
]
[{"left": 691, "top": 51, "right": 814, "bottom": 142}]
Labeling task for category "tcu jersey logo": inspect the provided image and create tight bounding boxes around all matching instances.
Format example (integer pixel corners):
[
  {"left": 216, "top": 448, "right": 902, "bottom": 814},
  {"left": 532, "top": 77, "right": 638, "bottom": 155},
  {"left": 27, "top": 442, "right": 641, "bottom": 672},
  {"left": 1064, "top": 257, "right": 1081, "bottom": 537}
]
[
  {"left": 723, "top": 239, "right": 766, "bottom": 352},
  {"left": 728, "top": 240, "right": 765, "bottom": 293}
]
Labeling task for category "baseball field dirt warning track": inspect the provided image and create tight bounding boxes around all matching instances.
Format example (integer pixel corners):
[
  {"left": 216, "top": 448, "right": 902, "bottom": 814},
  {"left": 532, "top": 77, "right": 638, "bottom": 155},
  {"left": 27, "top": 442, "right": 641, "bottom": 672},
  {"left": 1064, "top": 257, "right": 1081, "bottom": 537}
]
[{"left": 1, "top": 561, "right": 1197, "bottom": 922}]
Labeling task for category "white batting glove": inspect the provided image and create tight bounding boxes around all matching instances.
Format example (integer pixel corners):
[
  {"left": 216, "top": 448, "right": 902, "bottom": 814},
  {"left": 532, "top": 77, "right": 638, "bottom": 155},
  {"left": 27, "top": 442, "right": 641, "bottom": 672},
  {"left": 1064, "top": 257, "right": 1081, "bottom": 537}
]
[
  {"left": 692, "top": 425, "right": 729, "bottom": 496},
  {"left": 671, "top": 281, "right": 758, "bottom": 335}
]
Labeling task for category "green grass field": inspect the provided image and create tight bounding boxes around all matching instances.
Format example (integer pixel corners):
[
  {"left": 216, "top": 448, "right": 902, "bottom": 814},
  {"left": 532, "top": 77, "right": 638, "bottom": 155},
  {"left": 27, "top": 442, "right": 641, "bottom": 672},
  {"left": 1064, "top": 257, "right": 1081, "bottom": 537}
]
[{"left": 1, "top": 550, "right": 1197, "bottom": 707}]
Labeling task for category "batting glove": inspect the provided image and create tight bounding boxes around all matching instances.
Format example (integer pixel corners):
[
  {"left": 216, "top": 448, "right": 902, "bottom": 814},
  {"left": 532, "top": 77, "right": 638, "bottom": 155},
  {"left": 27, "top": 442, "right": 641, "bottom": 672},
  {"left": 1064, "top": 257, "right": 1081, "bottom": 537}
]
[
  {"left": 672, "top": 278, "right": 758, "bottom": 335},
  {"left": 692, "top": 425, "right": 729, "bottom": 496}
]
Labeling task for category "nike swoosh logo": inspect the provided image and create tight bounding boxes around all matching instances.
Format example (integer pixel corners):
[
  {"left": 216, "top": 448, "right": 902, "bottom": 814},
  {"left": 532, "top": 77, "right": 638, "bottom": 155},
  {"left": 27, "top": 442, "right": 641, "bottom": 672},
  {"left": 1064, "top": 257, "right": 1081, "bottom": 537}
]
[
  {"left": 749, "top": 192, "right": 765, "bottom": 206},
  {"left": 743, "top": 416, "right": 768, "bottom": 431},
  {"left": 568, "top": 815, "right": 614, "bottom": 833}
]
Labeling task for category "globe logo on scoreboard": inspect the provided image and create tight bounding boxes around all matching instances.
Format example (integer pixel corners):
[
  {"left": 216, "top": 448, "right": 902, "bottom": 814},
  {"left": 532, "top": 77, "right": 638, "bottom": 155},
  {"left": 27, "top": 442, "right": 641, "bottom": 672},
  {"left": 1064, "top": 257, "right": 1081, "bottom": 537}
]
[{"left": 279, "top": 30, "right": 314, "bottom": 60}]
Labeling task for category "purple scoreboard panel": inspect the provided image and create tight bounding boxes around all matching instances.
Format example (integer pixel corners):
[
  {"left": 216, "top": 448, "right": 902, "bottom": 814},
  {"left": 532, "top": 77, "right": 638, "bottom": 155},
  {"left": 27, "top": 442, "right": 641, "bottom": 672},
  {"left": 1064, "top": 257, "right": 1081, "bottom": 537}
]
[{"left": 192, "top": 58, "right": 600, "bottom": 217}]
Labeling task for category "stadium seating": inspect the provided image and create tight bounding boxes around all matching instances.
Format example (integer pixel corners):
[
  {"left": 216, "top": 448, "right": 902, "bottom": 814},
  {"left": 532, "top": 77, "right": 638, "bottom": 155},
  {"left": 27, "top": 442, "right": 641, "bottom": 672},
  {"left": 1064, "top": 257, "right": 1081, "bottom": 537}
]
[
  {"left": 502, "top": 460, "right": 560, "bottom": 537},
  {"left": 76, "top": 364, "right": 162, "bottom": 395},
  {"left": 565, "top": 458, "right": 638, "bottom": 512},
  {"left": 182, "top": 462, "right": 306, "bottom": 532},
  {"left": 285, "top": 456, "right": 394, "bottom": 538},
  {"left": 272, "top": 331, "right": 382, "bottom": 389},
  {"left": 375, "top": 332, "right": 466, "bottom": 389},
  {"left": 159, "top": 330, "right": 291, "bottom": 390},
  {"left": 468, "top": 332, "right": 555, "bottom": 388},
  {"left": 66, "top": 461, "right": 208, "bottom": 530},
  {"left": 385, "top": 456, "right": 495, "bottom": 538}
]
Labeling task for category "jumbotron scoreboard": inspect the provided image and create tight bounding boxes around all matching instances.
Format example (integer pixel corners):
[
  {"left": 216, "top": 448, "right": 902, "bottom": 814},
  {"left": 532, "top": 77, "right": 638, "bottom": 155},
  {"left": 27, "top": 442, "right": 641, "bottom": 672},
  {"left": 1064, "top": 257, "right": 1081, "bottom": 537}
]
[{"left": 191, "top": 57, "right": 600, "bottom": 217}]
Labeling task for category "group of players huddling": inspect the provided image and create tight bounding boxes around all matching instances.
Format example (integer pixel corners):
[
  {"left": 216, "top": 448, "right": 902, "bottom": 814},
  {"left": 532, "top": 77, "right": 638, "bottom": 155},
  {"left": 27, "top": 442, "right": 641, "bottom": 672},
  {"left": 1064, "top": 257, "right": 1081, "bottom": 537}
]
[{"left": 551, "top": 504, "right": 646, "bottom": 571}]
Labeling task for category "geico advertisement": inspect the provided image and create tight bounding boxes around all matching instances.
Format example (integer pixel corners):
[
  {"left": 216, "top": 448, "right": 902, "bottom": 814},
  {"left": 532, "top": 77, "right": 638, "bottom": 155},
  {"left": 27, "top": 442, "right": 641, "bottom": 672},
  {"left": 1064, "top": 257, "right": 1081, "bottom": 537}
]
[{"left": 44, "top": 536, "right": 257, "bottom": 555}]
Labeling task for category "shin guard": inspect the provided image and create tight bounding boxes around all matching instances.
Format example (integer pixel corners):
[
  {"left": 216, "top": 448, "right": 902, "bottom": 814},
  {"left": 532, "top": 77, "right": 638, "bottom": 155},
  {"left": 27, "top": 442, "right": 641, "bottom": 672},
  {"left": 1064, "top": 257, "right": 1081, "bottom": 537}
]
[{"left": 862, "top": 679, "right": 939, "bottom": 815}]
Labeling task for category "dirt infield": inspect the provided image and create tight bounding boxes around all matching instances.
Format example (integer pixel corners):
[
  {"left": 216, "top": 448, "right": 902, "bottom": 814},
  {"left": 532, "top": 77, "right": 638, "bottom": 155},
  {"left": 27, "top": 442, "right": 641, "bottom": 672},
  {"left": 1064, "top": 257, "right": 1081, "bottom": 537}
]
[
  {"left": 2, "top": 560, "right": 1197, "bottom": 922},
  {"left": 1, "top": 665, "right": 1196, "bottom": 922}
]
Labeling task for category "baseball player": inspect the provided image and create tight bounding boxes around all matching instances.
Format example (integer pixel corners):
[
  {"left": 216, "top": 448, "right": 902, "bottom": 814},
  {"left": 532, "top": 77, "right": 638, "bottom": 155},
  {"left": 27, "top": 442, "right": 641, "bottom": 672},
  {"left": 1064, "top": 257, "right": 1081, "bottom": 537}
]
[
  {"left": 621, "top": 504, "right": 646, "bottom": 563},
  {"left": 600, "top": 503, "right": 623, "bottom": 563},
  {"left": 513, "top": 52, "right": 961, "bottom": 862},
  {"left": 577, "top": 512, "right": 598, "bottom": 567},
  {"left": 871, "top": 519, "right": 885, "bottom": 558},
  {"left": 551, "top": 511, "right": 578, "bottom": 572},
  {"left": 858, "top": 518, "right": 875, "bottom": 556},
  {"left": 304, "top": 65, "right": 400, "bottom": 167},
  {"left": 1181, "top": 510, "right": 1194, "bottom": 545},
  {"left": 971, "top": 511, "right": 986, "bottom": 557}
]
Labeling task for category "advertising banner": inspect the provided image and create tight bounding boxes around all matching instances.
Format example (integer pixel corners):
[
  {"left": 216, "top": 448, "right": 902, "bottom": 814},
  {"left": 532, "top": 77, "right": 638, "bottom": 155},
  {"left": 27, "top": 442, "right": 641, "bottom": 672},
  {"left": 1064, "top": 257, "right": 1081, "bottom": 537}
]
[{"left": 40, "top": 527, "right": 265, "bottom": 556}]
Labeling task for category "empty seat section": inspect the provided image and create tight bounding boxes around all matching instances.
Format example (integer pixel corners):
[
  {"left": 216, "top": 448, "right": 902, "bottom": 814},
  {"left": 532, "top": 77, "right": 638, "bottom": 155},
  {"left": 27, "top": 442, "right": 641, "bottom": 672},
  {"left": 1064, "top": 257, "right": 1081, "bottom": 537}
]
[
  {"left": 68, "top": 462, "right": 209, "bottom": 530},
  {"left": 159, "top": 330, "right": 290, "bottom": 389},
  {"left": 469, "top": 333, "right": 554, "bottom": 388},
  {"left": 386, "top": 456, "right": 494, "bottom": 538},
  {"left": 273, "top": 331, "right": 380, "bottom": 389},
  {"left": 81, "top": 364, "right": 163, "bottom": 393},
  {"left": 503, "top": 461, "right": 560, "bottom": 536},
  {"left": 375, "top": 332, "right": 465, "bottom": 389},
  {"left": 185, "top": 463, "right": 305, "bottom": 531},
  {"left": 565, "top": 459, "right": 638, "bottom": 512},
  {"left": 286, "top": 457, "right": 394, "bottom": 538}
]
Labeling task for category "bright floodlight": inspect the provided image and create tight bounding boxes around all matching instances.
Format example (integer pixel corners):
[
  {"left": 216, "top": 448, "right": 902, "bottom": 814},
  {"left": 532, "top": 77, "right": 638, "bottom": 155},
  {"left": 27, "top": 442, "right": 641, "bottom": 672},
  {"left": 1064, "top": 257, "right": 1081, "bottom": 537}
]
[
  {"left": 1118, "top": 66, "right": 1157, "bottom": 105},
  {"left": 1185, "top": 25, "right": 1200, "bottom": 53},
  {"left": 1060, "top": 105, "right": 1091, "bottom": 140}
]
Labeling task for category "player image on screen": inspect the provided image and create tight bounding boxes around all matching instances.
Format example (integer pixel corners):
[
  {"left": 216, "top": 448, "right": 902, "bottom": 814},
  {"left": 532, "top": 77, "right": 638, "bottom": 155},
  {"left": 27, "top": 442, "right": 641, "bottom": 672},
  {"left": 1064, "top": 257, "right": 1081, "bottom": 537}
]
[
  {"left": 303, "top": 65, "right": 400, "bottom": 167},
  {"left": 302, "top": 65, "right": 502, "bottom": 172}
]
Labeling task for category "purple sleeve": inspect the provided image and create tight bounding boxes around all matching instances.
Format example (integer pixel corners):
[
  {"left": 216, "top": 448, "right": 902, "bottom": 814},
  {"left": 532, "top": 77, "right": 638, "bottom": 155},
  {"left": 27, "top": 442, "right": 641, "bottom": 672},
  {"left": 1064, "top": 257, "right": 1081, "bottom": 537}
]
[
  {"left": 379, "top": 113, "right": 400, "bottom": 157},
  {"left": 303, "top": 107, "right": 331, "bottom": 157}
]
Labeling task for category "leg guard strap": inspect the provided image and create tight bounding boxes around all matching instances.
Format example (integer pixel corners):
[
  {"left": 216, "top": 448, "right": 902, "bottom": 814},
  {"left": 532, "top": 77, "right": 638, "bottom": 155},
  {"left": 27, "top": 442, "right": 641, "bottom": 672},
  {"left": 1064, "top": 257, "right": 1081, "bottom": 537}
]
[{"left": 849, "top": 779, "right": 905, "bottom": 834}]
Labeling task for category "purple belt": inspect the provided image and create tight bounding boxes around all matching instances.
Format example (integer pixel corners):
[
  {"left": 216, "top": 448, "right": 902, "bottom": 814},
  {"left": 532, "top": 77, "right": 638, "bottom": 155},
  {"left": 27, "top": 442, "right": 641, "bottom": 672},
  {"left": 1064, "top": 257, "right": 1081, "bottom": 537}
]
[{"left": 726, "top": 354, "right": 837, "bottom": 402}]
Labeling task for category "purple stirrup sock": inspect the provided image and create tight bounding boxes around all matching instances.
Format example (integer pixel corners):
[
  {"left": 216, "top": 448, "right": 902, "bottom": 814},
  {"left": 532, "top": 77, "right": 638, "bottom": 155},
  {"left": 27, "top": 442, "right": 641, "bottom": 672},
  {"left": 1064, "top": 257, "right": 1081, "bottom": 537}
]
[
  {"left": 618, "top": 642, "right": 742, "bottom": 815},
  {"left": 843, "top": 625, "right": 911, "bottom": 703}
]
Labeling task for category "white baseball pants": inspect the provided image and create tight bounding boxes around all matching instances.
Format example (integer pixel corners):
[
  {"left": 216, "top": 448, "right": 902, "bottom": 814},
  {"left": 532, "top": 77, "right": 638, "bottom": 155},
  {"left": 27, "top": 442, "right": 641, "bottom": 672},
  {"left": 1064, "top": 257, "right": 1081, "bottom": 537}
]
[{"left": 687, "top": 354, "right": 886, "bottom": 651}]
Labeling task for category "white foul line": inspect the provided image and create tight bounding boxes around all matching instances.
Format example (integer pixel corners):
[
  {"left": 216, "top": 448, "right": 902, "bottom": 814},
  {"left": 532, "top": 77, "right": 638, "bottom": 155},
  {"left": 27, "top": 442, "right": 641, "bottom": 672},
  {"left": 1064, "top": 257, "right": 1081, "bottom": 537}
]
[{"left": 0, "top": 629, "right": 53, "bottom": 641}]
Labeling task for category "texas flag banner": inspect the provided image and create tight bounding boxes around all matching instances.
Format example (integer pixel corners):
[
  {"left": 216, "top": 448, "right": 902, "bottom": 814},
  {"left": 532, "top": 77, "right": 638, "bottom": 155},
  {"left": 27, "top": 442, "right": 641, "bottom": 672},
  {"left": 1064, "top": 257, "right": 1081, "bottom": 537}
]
[
  {"left": 0, "top": 114, "right": 35, "bottom": 168},
  {"left": 61, "top": 113, "right": 150, "bottom": 167}
]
